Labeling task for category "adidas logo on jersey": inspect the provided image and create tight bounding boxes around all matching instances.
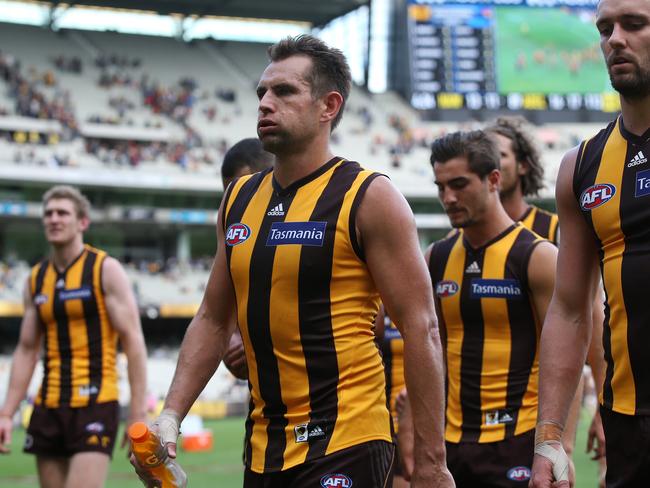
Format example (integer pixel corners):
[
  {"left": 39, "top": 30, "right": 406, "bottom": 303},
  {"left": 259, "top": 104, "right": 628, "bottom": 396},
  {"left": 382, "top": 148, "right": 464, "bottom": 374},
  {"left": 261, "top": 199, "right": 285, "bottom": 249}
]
[
  {"left": 628, "top": 150, "right": 648, "bottom": 168},
  {"left": 267, "top": 203, "right": 285, "bottom": 216},
  {"left": 465, "top": 261, "right": 481, "bottom": 274}
]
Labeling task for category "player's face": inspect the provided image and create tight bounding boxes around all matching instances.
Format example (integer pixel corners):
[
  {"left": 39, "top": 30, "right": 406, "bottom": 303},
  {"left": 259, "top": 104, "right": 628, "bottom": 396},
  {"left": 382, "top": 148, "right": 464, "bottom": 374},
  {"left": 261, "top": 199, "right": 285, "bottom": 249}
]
[
  {"left": 597, "top": 0, "right": 650, "bottom": 99},
  {"left": 493, "top": 133, "right": 526, "bottom": 198},
  {"left": 434, "top": 156, "right": 496, "bottom": 228},
  {"left": 43, "top": 198, "right": 87, "bottom": 246},
  {"left": 256, "top": 56, "right": 322, "bottom": 155}
]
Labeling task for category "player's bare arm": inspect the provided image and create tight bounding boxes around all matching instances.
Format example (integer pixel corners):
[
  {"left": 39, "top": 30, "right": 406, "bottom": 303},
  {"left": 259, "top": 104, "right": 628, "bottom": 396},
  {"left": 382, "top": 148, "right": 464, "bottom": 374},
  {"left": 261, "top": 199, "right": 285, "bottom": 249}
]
[
  {"left": 530, "top": 147, "right": 602, "bottom": 488},
  {"left": 163, "top": 197, "right": 239, "bottom": 423},
  {"left": 0, "top": 280, "right": 43, "bottom": 454},
  {"left": 102, "top": 257, "right": 148, "bottom": 431},
  {"left": 526, "top": 241, "right": 557, "bottom": 328},
  {"left": 357, "top": 176, "right": 454, "bottom": 488}
]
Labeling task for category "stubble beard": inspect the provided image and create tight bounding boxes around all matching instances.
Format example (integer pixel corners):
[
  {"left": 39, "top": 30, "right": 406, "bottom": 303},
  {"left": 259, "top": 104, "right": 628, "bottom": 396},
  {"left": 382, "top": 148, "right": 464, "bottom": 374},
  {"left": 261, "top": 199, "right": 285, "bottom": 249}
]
[{"left": 611, "top": 63, "right": 650, "bottom": 99}]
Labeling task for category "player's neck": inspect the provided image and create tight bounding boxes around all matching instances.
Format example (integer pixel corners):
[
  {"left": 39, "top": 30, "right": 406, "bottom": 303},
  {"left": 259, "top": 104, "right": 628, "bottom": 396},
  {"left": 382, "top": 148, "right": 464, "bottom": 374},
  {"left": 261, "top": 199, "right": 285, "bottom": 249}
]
[
  {"left": 463, "top": 203, "right": 514, "bottom": 250},
  {"left": 620, "top": 95, "right": 650, "bottom": 136},
  {"left": 500, "top": 191, "right": 530, "bottom": 222},
  {"left": 51, "top": 239, "right": 85, "bottom": 272},
  {"left": 273, "top": 134, "right": 334, "bottom": 189}
]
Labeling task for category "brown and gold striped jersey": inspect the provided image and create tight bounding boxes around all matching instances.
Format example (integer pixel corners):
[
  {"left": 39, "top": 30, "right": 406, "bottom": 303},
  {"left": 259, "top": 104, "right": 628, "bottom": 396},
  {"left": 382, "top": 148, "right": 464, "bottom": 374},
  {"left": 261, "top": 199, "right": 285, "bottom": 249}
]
[
  {"left": 428, "top": 224, "right": 544, "bottom": 443},
  {"left": 519, "top": 205, "right": 559, "bottom": 245},
  {"left": 223, "top": 158, "right": 392, "bottom": 473},
  {"left": 574, "top": 117, "right": 650, "bottom": 415},
  {"left": 30, "top": 245, "right": 118, "bottom": 408},
  {"left": 380, "top": 317, "right": 405, "bottom": 433}
]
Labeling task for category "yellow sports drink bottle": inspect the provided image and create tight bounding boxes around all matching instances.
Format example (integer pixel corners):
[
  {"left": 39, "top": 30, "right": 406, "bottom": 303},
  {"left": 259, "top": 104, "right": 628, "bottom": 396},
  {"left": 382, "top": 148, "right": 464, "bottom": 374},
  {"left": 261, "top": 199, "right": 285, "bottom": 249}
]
[{"left": 128, "top": 422, "right": 187, "bottom": 488}]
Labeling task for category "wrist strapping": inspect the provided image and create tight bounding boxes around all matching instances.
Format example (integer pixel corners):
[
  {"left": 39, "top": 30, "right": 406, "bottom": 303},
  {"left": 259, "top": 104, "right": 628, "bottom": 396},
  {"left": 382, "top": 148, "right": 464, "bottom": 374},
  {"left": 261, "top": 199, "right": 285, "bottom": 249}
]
[
  {"left": 535, "top": 420, "right": 568, "bottom": 482},
  {"left": 155, "top": 408, "right": 180, "bottom": 446},
  {"left": 535, "top": 419, "right": 563, "bottom": 444},
  {"left": 535, "top": 442, "right": 570, "bottom": 482}
]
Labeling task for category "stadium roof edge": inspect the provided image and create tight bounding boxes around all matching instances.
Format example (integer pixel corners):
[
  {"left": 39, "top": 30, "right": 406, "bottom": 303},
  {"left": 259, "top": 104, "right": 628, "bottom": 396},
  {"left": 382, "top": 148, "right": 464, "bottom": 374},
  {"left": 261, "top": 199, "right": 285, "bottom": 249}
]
[{"left": 44, "top": 0, "right": 369, "bottom": 26}]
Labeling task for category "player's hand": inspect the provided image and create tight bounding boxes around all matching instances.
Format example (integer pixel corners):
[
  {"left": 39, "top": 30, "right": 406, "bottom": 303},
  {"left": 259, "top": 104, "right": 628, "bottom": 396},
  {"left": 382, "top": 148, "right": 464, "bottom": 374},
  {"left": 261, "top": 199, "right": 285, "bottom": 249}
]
[
  {"left": 529, "top": 445, "right": 572, "bottom": 488},
  {"left": 223, "top": 333, "right": 248, "bottom": 380},
  {"left": 129, "top": 409, "right": 180, "bottom": 486},
  {"left": 586, "top": 409, "right": 605, "bottom": 460},
  {"left": 0, "top": 414, "right": 13, "bottom": 454},
  {"left": 410, "top": 462, "right": 455, "bottom": 488}
]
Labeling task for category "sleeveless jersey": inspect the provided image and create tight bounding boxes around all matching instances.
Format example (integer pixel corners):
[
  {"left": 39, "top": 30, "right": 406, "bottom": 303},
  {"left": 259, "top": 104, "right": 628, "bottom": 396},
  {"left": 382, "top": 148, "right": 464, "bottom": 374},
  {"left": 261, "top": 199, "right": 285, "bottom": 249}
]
[
  {"left": 223, "top": 158, "right": 392, "bottom": 473},
  {"left": 428, "top": 224, "right": 544, "bottom": 443},
  {"left": 380, "top": 316, "right": 405, "bottom": 432},
  {"left": 573, "top": 117, "right": 650, "bottom": 415},
  {"left": 30, "top": 245, "right": 118, "bottom": 408},
  {"left": 519, "top": 205, "right": 559, "bottom": 245}
]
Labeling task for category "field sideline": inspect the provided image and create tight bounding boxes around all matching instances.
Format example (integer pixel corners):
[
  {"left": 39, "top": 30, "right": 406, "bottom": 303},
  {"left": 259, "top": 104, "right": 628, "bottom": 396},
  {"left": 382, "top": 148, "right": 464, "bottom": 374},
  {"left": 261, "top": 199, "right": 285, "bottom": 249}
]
[{"left": 0, "top": 414, "right": 600, "bottom": 487}]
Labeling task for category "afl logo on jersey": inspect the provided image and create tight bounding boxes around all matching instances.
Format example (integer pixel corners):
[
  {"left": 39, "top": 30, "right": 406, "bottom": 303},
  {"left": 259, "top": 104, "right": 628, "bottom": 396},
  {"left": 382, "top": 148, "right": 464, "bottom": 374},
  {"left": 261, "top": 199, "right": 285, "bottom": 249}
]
[
  {"left": 436, "top": 280, "right": 459, "bottom": 298},
  {"left": 580, "top": 183, "right": 616, "bottom": 211},
  {"left": 320, "top": 474, "right": 353, "bottom": 487},
  {"left": 225, "top": 223, "right": 251, "bottom": 246},
  {"left": 506, "top": 466, "right": 531, "bottom": 482}
]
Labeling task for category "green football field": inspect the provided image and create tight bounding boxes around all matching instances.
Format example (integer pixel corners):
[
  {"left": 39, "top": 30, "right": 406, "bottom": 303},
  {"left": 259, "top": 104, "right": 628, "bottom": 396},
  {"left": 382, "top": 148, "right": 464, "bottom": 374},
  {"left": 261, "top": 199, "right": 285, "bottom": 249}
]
[
  {"left": 0, "top": 413, "right": 602, "bottom": 487},
  {"left": 495, "top": 7, "right": 611, "bottom": 94}
]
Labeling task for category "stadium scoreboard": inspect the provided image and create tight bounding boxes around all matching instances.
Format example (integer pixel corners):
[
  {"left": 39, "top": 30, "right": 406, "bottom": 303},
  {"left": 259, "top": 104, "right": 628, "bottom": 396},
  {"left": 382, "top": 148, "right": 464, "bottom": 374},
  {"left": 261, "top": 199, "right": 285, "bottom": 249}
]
[{"left": 406, "top": 0, "right": 619, "bottom": 113}]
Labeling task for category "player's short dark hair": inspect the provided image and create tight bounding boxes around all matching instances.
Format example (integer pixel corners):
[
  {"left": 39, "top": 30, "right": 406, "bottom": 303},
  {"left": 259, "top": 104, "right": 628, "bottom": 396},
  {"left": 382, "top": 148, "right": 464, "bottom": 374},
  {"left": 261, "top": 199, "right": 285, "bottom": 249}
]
[
  {"left": 485, "top": 116, "right": 544, "bottom": 196},
  {"left": 267, "top": 34, "right": 351, "bottom": 130},
  {"left": 430, "top": 130, "right": 500, "bottom": 179},
  {"left": 221, "top": 138, "right": 273, "bottom": 184}
]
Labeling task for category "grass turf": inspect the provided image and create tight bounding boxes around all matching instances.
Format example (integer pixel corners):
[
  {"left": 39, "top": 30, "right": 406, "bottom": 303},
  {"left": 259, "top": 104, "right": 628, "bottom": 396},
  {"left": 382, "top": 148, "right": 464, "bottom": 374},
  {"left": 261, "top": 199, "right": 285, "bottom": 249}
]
[
  {"left": 495, "top": 7, "right": 611, "bottom": 94},
  {"left": 1, "top": 412, "right": 601, "bottom": 487}
]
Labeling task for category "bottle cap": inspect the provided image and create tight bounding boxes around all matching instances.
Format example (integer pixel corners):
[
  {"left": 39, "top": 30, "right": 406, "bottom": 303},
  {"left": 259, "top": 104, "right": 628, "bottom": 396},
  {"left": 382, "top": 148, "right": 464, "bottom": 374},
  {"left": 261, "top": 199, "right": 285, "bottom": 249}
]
[{"left": 128, "top": 422, "right": 150, "bottom": 442}]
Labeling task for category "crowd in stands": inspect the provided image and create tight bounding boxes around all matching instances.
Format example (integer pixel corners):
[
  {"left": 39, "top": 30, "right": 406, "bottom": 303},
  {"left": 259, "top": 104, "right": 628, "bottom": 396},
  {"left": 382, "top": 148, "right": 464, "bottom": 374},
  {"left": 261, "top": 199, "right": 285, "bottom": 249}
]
[
  {"left": 53, "top": 55, "right": 82, "bottom": 74},
  {"left": 1, "top": 49, "right": 78, "bottom": 140}
]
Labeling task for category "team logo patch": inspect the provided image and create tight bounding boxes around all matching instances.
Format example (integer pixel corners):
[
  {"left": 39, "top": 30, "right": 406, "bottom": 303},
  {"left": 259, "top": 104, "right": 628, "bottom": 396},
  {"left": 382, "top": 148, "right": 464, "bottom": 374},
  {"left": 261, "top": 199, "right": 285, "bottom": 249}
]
[
  {"left": 580, "top": 183, "right": 616, "bottom": 210},
  {"left": 471, "top": 279, "right": 522, "bottom": 299},
  {"left": 24, "top": 434, "right": 33, "bottom": 450},
  {"left": 636, "top": 169, "right": 650, "bottom": 198},
  {"left": 436, "top": 280, "right": 459, "bottom": 298},
  {"left": 507, "top": 466, "right": 531, "bottom": 482},
  {"left": 85, "top": 422, "right": 105, "bottom": 433},
  {"left": 485, "top": 409, "right": 515, "bottom": 426},
  {"left": 266, "top": 221, "right": 326, "bottom": 247},
  {"left": 58, "top": 286, "right": 92, "bottom": 301},
  {"left": 34, "top": 293, "right": 48, "bottom": 305},
  {"left": 320, "top": 474, "right": 353, "bottom": 488},
  {"left": 294, "top": 423, "right": 326, "bottom": 443},
  {"left": 225, "top": 223, "right": 252, "bottom": 246}
]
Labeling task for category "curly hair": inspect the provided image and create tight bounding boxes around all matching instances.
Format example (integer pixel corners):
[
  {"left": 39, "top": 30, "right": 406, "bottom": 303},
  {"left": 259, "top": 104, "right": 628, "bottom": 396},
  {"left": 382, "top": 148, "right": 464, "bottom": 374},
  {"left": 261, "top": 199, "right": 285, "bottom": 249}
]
[{"left": 485, "top": 116, "right": 544, "bottom": 196}]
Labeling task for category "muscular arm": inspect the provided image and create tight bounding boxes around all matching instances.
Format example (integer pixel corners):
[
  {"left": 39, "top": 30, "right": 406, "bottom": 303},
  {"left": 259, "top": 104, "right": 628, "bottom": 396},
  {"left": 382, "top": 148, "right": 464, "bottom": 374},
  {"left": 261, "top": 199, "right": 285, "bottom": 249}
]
[
  {"left": 527, "top": 241, "right": 558, "bottom": 326},
  {"left": 530, "top": 148, "right": 601, "bottom": 488},
  {"left": 0, "top": 280, "right": 42, "bottom": 453},
  {"left": 358, "top": 177, "right": 452, "bottom": 486},
  {"left": 163, "top": 199, "right": 238, "bottom": 420},
  {"left": 538, "top": 148, "right": 601, "bottom": 428},
  {"left": 103, "top": 258, "right": 148, "bottom": 425}
]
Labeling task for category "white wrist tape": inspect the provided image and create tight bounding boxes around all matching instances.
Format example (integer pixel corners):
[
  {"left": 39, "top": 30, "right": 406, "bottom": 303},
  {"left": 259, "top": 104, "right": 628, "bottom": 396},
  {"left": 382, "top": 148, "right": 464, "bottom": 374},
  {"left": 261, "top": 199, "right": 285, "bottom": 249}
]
[
  {"left": 534, "top": 441, "right": 569, "bottom": 482},
  {"left": 154, "top": 409, "right": 180, "bottom": 446}
]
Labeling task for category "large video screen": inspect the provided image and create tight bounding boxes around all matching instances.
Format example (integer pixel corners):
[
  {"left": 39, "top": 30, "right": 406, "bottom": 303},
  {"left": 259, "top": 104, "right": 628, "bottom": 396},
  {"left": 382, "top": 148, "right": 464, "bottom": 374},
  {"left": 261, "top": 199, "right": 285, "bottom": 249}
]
[{"left": 407, "top": 0, "right": 618, "bottom": 112}]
